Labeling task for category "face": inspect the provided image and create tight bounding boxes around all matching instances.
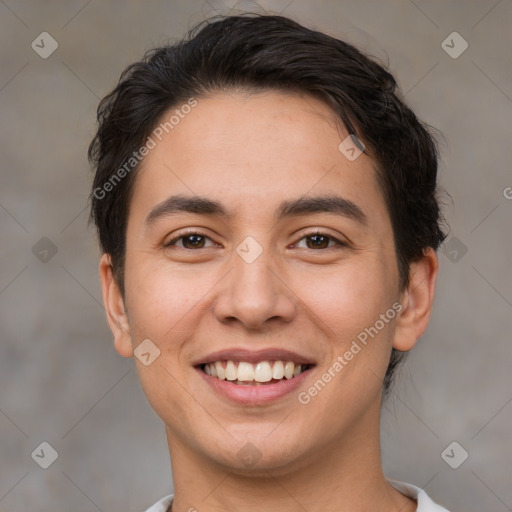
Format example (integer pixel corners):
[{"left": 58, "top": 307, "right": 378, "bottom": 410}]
[{"left": 101, "top": 91, "right": 434, "bottom": 475}]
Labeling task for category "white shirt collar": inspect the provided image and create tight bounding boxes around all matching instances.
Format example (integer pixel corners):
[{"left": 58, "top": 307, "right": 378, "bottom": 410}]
[
  {"left": 144, "top": 480, "right": 451, "bottom": 511},
  {"left": 388, "top": 480, "right": 451, "bottom": 511}
]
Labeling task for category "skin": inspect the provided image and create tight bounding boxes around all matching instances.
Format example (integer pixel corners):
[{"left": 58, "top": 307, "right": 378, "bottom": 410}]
[{"left": 99, "top": 91, "right": 438, "bottom": 512}]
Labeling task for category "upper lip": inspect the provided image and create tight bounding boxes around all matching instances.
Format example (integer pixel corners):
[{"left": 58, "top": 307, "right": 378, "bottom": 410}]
[{"left": 192, "top": 348, "right": 317, "bottom": 366}]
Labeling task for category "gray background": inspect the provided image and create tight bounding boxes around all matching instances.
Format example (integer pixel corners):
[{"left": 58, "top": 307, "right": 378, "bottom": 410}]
[{"left": 1, "top": 0, "right": 511, "bottom": 511}]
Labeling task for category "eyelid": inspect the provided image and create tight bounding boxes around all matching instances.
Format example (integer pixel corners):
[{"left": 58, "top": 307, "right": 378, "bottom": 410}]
[
  {"left": 165, "top": 228, "right": 349, "bottom": 250},
  {"left": 164, "top": 228, "right": 220, "bottom": 248},
  {"left": 292, "top": 229, "right": 349, "bottom": 249}
]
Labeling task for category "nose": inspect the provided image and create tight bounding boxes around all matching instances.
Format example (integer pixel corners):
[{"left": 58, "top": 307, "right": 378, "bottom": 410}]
[{"left": 212, "top": 244, "right": 296, "bottom": 331}]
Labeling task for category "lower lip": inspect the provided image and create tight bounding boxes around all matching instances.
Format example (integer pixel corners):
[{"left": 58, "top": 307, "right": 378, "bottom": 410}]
[{"left": 196, "top": 367, "right": 314, "bottom": 405}]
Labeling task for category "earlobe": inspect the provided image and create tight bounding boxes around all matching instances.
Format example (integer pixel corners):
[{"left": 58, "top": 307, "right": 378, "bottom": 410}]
[
  {"left": 99, "top": 254, "right": 134, "bottom": 358},
  {"left": 392, "top": 248, "right": 439, "bottom": 352}
]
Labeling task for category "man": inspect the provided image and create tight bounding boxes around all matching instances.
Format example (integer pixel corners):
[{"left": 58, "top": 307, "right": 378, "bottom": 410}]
[{"left": 89, "top": 14, "right": 449, "bottom": 512}]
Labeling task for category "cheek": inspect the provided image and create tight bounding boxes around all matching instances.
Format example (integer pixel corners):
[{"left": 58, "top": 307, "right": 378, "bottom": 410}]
[
  {"left": 124, "top": 257, "right": 217, "bottom": 343},
  {"left": 123, "top": 259, "right": 208, "bottom": 420},
  {"left": 294, "top": 259, "right": 392, "bottom": 340}
]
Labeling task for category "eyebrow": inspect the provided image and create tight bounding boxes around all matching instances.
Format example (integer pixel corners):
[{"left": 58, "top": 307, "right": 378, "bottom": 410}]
[{"left": 144, "top": 194, "right": 367, "bottom": 227}]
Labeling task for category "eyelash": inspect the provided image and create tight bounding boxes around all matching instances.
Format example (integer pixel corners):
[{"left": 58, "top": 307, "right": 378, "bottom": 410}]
[{"left": 164, "top": 229, "right": 348, "bottom": 250}]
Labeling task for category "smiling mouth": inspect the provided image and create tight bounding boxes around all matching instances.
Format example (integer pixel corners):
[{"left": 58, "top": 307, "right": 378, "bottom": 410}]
[{"left": 200, "top": 360, "right": 313, "bottom": 385}]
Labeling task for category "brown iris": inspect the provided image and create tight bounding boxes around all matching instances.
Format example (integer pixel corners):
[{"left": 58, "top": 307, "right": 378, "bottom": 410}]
[
  {"left": 182, "top": 234, "right": 206, "bottom": 249},
  {"left": 305, "top": 234, "right": 330, "bottom": 249}
]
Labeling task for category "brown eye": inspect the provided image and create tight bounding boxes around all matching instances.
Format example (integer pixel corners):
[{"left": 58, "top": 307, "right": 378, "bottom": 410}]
[
  {"left": 165, "top": 232, "right": 216, "bottom": 249},
  {"left": 305, "top": 234, "right": 331, "bottom": 249},
  {"left": 296, "top": 232, "right": 344, "bottom": 250},
  {"left": 181, "top": 234, "right": 206, "bottom": 249}
]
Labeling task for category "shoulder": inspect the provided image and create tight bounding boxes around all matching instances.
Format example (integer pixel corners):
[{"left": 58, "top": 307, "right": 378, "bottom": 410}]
[
  {"left": 389, "top": 480, "right": 451, "bottom": 512},
  {"left": 143, "top": 494, "right": 174, "bottom": 512}
]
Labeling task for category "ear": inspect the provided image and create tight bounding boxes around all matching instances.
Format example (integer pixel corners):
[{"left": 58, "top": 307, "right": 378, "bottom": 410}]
[
  {"left": 99, "top": 253, "right": 134, "bottom": 358},
  {"left": 393, "top": 248, "right": 439, "bottom": 352}
]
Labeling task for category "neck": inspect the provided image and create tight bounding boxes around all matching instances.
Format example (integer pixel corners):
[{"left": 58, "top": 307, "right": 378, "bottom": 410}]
[{"left": 165, "top": 401, "right": 415, "bottom": 512}]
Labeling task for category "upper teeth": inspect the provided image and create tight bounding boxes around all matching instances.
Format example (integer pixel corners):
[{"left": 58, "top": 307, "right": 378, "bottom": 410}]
[{"left": 203, "top": 360, "right": 307, "bottom": 382}]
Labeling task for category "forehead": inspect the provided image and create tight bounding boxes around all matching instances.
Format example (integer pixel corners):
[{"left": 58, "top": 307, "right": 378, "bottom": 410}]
[{"left": 128, "top": 91, "right": 387, "bottom": 227}]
